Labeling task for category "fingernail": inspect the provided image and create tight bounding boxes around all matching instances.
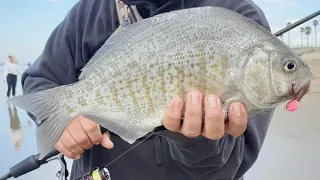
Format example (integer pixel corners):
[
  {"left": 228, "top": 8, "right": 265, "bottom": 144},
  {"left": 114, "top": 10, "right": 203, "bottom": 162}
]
[
  {"left": 110, "top": 141, "right": 114, "bottom": 147},
  {"left": 208, "top": 96, "right": 217, "bottom": 108},
  {"left": 173, "top": 97, "right": 181, "bottom": 110},
  {"left": 191, "top": 92, "right": 198, "bottom": 104},
  {"left": 232, "top": 103, "right": 241, "bottom": 116}
]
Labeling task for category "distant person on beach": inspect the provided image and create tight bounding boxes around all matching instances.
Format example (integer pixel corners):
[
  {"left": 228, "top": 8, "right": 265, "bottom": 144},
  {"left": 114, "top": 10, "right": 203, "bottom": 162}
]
[
  {"left": 4, "top": 54, "right": 21, "bottom": 98},
  {"left": 27, "top": 62, "right": 31, "bottom": 67}
]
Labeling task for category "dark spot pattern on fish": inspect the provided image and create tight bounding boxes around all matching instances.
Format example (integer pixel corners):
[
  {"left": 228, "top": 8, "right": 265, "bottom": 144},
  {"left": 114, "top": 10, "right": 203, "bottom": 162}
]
[
  {"left": 157, "top": 69, "right": 166, "bottom": 96},
  {"left": 126, "top": 80, "right": 139, "bottom": 109},
  {"left": 198, "top": 56, "right": 207, "bottom": 94},
  {"left": 175, "top": 66, "right": 185, "bottom": 99},
  {"left": 142, "top": 74, "right": 155, "bottom": 114}
]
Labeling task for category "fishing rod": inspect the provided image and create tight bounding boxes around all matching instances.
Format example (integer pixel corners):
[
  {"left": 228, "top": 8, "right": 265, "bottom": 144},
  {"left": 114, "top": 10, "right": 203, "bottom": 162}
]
[
  {"left": 0, "top": 149, "right": 68, "bottom": 180},
  {"left": 274, "top": 9, "right": 320, "bottom": 37},
  {"left": 0, "top": 133, "right": 153, "bottom": 180}
]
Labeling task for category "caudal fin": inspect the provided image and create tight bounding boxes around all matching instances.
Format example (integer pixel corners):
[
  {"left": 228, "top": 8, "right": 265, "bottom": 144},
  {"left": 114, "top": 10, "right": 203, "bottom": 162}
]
[{"left": 7, "top": 87, "right": 72, "bottom": 160}]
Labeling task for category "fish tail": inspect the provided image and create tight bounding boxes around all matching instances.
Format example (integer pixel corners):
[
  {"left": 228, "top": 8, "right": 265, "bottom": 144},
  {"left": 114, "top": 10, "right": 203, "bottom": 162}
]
[{"left": 7, "top": 86, "right": 72, "bottom": 160}]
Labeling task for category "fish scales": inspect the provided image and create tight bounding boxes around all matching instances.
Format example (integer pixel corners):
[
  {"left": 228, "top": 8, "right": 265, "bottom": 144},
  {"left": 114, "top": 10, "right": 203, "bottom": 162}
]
[
  {"left": 61, "top": 8, "right": 250, "bottom": 114},
  {"left": 60, "top": 41, "right": 247, "bottom": 131},
  {"left": 7, "top": 6, "right": 312, "bottom": 159}
]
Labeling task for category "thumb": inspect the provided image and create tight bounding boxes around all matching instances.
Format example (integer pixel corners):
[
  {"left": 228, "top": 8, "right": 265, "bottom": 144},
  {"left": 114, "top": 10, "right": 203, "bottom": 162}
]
[{"left": 101, "top": 131, "right": 114, "bottom": 149}]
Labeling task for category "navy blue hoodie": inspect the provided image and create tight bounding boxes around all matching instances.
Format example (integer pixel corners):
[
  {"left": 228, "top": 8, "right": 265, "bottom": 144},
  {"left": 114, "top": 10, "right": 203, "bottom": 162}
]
[{"left": 21, "top": 0, "right": 273, "bottom": 179}]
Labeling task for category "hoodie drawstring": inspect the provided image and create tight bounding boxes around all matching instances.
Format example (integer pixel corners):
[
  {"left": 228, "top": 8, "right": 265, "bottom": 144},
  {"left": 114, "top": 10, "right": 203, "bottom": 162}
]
[
  {"left": 122, "top": 0, "right": 186, "bottom": 17},
  {"left": 150, "top": 1, "right": 175, "bottom": 16},
  {"left": 153, "top": 135, "right": 164, "bottom": 166},
  {"left": 122, "top": 0, "right": 158, "bottom": 15}
]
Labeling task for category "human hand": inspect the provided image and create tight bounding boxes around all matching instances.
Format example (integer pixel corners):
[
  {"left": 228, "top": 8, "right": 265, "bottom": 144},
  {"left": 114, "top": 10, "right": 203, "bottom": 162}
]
[
  {"left": 163, "top": 90, "right": 248, "bottom": 140},
  {"left": 54, "top": 115, "right": 114, "bottom": 159}
]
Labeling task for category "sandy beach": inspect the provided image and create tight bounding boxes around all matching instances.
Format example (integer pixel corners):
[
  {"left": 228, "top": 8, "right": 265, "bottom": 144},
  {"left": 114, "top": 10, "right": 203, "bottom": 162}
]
[{"left": 0, "top": 48, "right": 319, "bottom": 180}]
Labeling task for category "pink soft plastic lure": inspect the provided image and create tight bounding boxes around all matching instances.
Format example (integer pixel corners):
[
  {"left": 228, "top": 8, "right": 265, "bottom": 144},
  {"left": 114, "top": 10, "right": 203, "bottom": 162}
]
[{"left": 286, "top": 99, "right": 299, "bottom": 111}]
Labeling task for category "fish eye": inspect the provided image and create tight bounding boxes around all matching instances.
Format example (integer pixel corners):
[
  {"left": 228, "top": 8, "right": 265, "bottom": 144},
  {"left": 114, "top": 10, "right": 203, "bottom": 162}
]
[{"left": 284, "top": 61, "right": 296, "bottom": 72}]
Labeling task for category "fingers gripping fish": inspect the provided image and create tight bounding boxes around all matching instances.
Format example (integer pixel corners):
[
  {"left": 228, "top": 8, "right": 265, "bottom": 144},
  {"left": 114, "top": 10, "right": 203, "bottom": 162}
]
[{"left": 7, "top": 6, "right": 312, "bottom": 160}]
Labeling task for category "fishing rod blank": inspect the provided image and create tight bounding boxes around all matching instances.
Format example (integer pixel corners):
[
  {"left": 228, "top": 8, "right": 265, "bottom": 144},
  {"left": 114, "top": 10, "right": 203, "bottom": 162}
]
[{"left": 274, "top": 9, "right": 320, "bottom": 37}]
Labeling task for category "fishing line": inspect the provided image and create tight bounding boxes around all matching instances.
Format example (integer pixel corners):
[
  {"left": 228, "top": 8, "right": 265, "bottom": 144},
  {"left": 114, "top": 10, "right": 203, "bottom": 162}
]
[
  {"left": 104, "top": 133, "right": 154, "bottom": 168},
  {"left": 76, "top": 133, "right": 154, "bottom": 180}
]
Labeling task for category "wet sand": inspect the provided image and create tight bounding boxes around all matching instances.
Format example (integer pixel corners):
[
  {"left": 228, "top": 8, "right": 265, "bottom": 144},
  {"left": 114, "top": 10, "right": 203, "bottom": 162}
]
[
  {"left": 0, "top": 72, "right": 72, "bottom": 180},
  {"left": 0, "top": 48, "right": 319, "bottom": 180}
]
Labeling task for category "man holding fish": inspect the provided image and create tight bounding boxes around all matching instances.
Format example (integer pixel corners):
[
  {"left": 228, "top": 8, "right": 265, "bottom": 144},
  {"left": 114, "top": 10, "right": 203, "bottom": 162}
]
[{"left": 12, "top": 0, "right": 312, "bottom": 180}]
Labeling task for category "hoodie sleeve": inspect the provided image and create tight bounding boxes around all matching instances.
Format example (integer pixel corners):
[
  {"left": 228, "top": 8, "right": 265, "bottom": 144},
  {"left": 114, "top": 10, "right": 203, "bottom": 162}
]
[
  {"left": 156, "top": 1, "right": 274, "bottom": 179},
  {"left": 21, "top": 0, "right": 118, "bottom": 122}
]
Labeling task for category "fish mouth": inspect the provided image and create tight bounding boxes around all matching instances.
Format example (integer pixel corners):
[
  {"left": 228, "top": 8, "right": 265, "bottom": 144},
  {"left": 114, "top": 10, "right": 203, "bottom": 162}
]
[{"left": 291, "top": 80, "right": 311, "bottom": 102}]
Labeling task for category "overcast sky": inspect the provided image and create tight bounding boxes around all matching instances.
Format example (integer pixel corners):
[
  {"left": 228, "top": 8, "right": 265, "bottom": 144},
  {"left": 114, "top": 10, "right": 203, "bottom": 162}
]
[{"left": 0, "top": 0, "right": 319, "bottom": 64}]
